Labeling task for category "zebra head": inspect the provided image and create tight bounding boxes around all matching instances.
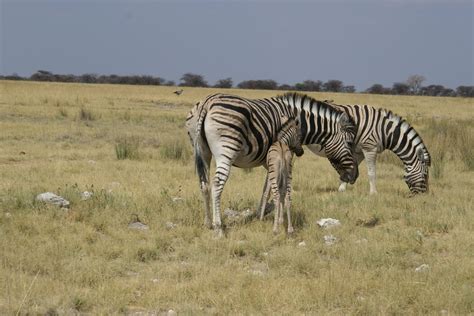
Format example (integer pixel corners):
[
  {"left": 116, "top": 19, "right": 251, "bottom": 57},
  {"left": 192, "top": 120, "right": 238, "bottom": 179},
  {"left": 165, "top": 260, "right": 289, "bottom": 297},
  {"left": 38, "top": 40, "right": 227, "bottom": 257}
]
[
  {"left": 277, "top": 117, "right": 304, "bottom": 157},
  {"left": 325, "top": 112, "right": 359, "bottom": 184},
  {"left": 405, "top": 147, "right": 431, "bottom": 194}
]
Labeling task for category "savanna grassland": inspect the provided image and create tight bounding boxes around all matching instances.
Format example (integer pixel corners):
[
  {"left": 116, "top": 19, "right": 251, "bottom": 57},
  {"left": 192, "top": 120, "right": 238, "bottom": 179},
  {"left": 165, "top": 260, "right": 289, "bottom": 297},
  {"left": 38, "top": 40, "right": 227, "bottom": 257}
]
[{"left": 0, "top": 80, "right": 473, "bottom": 315}]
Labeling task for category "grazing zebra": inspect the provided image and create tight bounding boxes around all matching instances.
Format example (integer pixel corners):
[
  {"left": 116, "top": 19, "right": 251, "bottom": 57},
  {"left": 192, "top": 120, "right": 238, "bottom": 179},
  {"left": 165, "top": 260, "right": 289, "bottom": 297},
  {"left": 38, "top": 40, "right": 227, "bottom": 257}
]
[
  {"left": 185, "top": 93, "right": 358, "bottom": 236},
  {"left": 265, "top": 118, "right": 304, "bottom": 234},
  {"left": 308, "top": 102, "right": 431, "bottom": 194}
]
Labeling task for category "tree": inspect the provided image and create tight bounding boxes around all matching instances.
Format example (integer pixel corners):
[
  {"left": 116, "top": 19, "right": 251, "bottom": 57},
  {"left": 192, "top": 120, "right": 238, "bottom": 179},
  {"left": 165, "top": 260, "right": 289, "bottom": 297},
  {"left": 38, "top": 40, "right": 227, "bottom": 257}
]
[
  {"left": 456, "top": 86, "right": 474, "bottom": 97},
  {"left": 342, "top": 85, "right": 356, "bottom": 93},
  {"left": 30, "top": 70, "right": 55, "bottom": 82},
  {"left": 323, "top": 80, "right": 343, "bottom": 92},
  {"left": 214, "top": 78, "right": 233, "bottom": 88},
  {"left": 180, "top": 73, "right": 208, "bottom": 87},
  {"left": 391, "top": 82, "right": 410, "bottom": 95},
  {"left": 406, "top": 74, "right": 425, "bottom": 95},
  {"left": 366, "top": 84, "right": 390, "bottom": 94},
  {"left": 237, "top": 80, "right": 278, "bottom": 90},
  {"left": 294, "top": 80, "right": 322, "bottom": 92}
]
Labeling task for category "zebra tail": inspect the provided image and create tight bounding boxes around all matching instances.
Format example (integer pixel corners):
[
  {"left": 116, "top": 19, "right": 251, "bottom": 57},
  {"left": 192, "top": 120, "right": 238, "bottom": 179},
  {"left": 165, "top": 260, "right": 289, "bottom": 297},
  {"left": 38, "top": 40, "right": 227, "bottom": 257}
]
[{"left": 194, "top": 104, "right": 209, "bottom": 184}]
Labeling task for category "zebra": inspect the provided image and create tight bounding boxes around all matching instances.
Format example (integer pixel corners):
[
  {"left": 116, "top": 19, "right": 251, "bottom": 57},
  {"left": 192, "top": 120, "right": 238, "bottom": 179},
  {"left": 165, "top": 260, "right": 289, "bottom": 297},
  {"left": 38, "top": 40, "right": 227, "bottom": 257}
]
[
  {"left": 265, "top": 117, "right": 304, "bottom": 235},
  {"left": 308, "top": 102, "right": 431, "bottom": 194},
  {"left": 185, "top": 92, "right": 358, "bottom": 236}
]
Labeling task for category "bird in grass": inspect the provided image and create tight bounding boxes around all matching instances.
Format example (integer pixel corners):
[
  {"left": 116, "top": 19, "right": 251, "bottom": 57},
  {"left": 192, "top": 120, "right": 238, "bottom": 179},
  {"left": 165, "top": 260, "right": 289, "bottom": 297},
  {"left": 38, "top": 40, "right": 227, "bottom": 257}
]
[{"left": 174, "top": 89, "right": 184, "bottom": 96}]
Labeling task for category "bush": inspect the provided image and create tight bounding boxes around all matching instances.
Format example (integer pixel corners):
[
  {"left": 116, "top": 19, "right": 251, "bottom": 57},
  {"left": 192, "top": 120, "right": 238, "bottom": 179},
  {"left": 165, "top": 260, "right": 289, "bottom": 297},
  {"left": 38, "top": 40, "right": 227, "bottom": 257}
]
[
  {"left": 159, "top": 138, "right": 191, "bottom": 162},
  {"left": 115, "top": 136, "right": 140, "bottom": 160},
  {"left": 78, "top": 108, "right": 96, "bottom": 121}
]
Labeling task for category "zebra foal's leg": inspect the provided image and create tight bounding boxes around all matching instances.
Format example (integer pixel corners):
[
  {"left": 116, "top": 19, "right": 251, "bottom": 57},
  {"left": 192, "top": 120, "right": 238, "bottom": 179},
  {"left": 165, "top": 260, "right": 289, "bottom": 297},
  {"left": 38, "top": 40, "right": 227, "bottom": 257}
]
[
  {"left": 285, "top": 169, "right": 294, "bottom": 234},
  {"left": 363, "top": 149, "right": 378, "bottom": 194},
  {"left": 259, "top": 174, "right": 271, "bottom": 220}
]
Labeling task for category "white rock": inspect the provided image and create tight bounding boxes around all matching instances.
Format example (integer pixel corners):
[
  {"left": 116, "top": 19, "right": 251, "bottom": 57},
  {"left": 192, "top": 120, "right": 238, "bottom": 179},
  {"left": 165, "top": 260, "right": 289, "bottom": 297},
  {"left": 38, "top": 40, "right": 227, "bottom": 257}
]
[
  {"left": 167, "top": 309, "right": 177, "bottom": 316},
  {"left": 241, "top": 208, "right": 254, "bottom": 218},
  {"left": 324, "top": 235, "right": 337, "bottom": 246},
  {"left": 128, "top": 221, "right": 149, "bottom": 230},
  {"left": 355, "top": 238, "right": 368, "bottom": 244},
  {"left": 165, "top": 221, "right": 177, "bottom": 229},
  {"left": 36, "top": 192, "right": 70, "bottom": 208},
  {"left": 298, "top": 241, "right": 306, "bottom": 247},
  {"left": 81, "top": 191, "right": 93, "bottom": 200},
  {"left": 317, "top": 218, "right": 341, "bottom": 229},
  {"left": 415, "top": 264, "right": 430, "bottom": 272},
  {"left": 151, "top": 278, "right": 159, "bottom": 283},
  {"left": 4, "top": 212, "right": 12, "bottom": 218},
  {"left": 172, "top": 197, "right": 184, "bottom": 202}
]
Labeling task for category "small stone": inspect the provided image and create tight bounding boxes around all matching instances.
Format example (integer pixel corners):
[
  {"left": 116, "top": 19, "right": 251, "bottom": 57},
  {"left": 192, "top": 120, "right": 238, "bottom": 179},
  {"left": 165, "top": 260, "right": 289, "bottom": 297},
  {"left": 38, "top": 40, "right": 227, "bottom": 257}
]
[
  {"left": 262, "top": 252, "right": 269, "bottom": 257},
  {"left": 172, "top": 197, "right": 184, "bottom": 202},
  {"left": 81, "top": 191, "right": 93, "bottom": 200},
  {"left": 151, "top": 278, "right": 159, "bottom": 283},
  {"left": 224, "top": 208, "right": 240, "bottom": 218},
  {"left": 4, "top": 212, "right": 12, "bottom": 218},
  {"left": 324, "top": 234, "right": 337, "bottom": 246},
  {"left": 439, "top": 309, "right": 449, "bottom": 315},
  {"left": 298, "top": 241, "right": 306, "bottom": 247},
  {"left": 355, "top": 238, "right": 368, "bottom": 244},
  {"left": 415, "top": 264, "right": 430, "bottom": 272},
  {"left": 165, "top": 221, "right": 177, "bottom": 229},
  {"left": 167, "top": 309, "right": 177, "bottom": 316},
  {"left": 128, "top": 221, "right": 149, "bottom": 230},
  {"left": 317, "top": 218, "right": 341, "bottom": 229},
  {"left": 36, "top": 192, "right": 70, "bottom": 208},
  {"left": 241, "top": 208, "right": 254, "bottom": 218}
]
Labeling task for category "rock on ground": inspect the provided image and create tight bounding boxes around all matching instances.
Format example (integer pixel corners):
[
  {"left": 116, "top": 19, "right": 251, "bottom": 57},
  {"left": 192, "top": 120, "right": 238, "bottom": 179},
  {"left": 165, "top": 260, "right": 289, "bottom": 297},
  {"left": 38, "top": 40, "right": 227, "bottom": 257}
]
[
  {"left": 128, "top": 221, "right": 149, "bottom": 230},
  {"left": 317, "top": 218, "right": 341, "bottom": 229},
  {"left": 36, "top": 192, "right": 70, "bottom": 208}
]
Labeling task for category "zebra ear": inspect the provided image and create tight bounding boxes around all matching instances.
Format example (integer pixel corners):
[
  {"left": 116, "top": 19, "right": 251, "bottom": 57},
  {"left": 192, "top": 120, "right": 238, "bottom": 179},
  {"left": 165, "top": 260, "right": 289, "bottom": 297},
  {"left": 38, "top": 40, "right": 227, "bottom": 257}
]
[{"left": 339, "top": 112, "right": 353, "bottom": 131}]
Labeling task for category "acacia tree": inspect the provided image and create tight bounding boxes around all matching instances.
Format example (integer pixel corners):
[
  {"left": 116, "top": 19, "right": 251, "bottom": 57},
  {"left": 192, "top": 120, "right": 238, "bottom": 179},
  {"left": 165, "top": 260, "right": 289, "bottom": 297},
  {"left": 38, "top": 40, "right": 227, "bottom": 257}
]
[
  {"left": 323, "top": 80, "right": 344, "bottom": 92},
  {"left": 406, "top": 75, "right": 426, "bottom": 95},
  {"left": 179, "top": 73, "right": 208, "bottom": 87},
  {"left": 214, "top": 78, "right": 233, "bottom": 88}
]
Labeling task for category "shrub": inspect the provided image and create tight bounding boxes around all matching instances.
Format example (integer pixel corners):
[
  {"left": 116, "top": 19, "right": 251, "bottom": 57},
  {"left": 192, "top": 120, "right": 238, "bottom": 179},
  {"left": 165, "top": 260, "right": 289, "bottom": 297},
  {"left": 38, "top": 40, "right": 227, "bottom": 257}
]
[
  {"left": 78, "top": 108, "right": 96, "bottom": 121},
  {"left": 159, "top": 138, "right": 191, "bottom": 162},
  {"left": 115, "top": 136, "right": 140, "bottom": 160}
]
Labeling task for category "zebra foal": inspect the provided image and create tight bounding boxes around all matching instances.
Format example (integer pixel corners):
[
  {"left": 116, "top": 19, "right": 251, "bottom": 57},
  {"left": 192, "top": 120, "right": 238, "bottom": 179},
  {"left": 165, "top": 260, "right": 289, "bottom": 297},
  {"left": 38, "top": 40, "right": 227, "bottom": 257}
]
[{"left": 265, "top": 118, "right": 304, "bottom": 234}]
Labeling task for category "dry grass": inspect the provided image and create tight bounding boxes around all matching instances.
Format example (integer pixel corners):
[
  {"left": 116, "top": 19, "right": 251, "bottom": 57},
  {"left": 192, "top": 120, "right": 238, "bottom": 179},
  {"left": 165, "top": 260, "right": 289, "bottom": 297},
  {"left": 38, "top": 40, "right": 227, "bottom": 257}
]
[{"left": 0, "top": 81, "right": 473, "bottom": 315}]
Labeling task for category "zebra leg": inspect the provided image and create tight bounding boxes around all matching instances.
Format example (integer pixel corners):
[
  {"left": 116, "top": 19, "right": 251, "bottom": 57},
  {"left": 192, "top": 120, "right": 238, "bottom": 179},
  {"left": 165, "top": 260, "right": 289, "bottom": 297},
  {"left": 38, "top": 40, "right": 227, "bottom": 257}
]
[
  {"left": 285, "top": 179, "right": 294, "bottom": 235},
  {"left": 273, "top": 199, "right": 282, "bottom": 234},
  {"left": 211, "top": 156, "right": 234, "bottom": 237},
  {"left": 363, "top": 149, "right": 378, "bottom": 194},
  {"left": 258, "top": 173, "right": 270, "bottom": 220}
]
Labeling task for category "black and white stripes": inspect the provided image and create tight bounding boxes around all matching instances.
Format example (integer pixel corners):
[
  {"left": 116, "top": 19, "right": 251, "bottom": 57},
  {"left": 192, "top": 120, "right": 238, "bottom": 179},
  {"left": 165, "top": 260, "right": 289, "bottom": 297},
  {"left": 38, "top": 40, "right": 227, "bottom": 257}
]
[
  {"left": 186, "top": 93, "right": 358, "bottom": 235},
  {"left": 309, "top": 103, "right": 431, "bottom": 194}
]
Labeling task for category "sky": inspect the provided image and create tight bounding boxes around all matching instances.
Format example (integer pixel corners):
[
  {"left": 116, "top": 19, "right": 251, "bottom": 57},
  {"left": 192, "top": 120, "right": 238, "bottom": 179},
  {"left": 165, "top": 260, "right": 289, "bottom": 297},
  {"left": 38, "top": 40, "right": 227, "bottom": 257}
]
[{"left": 1, "top": 0, "right": 473, "bottom": 91}]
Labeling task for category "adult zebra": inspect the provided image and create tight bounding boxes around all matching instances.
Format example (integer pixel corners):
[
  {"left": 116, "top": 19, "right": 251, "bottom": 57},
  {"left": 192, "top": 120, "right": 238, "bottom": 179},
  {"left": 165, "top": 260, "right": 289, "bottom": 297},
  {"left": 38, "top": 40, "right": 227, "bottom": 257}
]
[
  {"left": 185, "top": 93, "right": 358, "bottom": 236},
  {"left": 308, "top": 102, "right": 431, "bottom": 194}
]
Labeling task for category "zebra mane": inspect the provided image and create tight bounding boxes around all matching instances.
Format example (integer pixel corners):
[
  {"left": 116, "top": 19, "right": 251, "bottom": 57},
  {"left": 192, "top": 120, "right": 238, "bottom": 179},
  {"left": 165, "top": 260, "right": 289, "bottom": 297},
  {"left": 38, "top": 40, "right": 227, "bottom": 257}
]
[{"left": 277, "top": 92, "right": 345, "bottom": 117}]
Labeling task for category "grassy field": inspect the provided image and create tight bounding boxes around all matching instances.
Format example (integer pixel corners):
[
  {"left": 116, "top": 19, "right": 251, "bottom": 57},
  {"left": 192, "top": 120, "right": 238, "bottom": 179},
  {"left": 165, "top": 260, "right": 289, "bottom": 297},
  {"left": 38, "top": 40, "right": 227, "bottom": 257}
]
[{"left": 0, "top": 80, "right": 473, "bottom": 315}]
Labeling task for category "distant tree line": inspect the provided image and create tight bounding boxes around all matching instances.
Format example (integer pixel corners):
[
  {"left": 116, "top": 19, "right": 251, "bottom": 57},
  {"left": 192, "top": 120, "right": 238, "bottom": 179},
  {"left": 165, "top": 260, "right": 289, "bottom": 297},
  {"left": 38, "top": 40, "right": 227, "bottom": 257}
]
[{"left": 1, "top": 71, "right": 472, "bottom": 97}]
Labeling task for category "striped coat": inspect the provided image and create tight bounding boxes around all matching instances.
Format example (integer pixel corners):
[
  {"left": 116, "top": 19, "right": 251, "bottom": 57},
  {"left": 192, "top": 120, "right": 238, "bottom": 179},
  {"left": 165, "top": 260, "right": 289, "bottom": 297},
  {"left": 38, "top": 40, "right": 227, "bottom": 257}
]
[{"left": 186, "top": 93, "right": 357, "bottom": 235}]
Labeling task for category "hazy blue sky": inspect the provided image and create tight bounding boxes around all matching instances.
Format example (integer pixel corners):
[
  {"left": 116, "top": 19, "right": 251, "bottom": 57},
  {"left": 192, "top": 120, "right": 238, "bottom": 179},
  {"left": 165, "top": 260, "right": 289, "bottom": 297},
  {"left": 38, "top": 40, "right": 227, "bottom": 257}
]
[{"left": 1, "top": 0, "right": 473, "bottom": 90}]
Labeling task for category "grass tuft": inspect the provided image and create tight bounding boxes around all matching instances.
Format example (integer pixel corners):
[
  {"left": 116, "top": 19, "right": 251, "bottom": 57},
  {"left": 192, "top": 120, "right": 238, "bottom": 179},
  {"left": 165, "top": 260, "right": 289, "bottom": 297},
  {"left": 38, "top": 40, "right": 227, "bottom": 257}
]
[{"left": 115, "top": 136, "right": 141, "bottom": 160}]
